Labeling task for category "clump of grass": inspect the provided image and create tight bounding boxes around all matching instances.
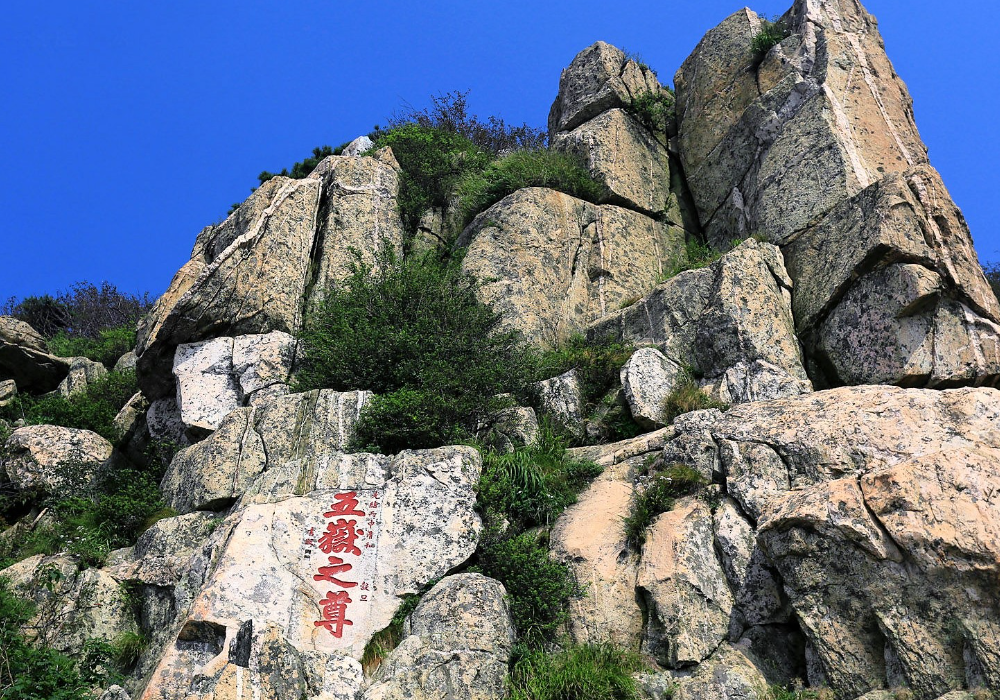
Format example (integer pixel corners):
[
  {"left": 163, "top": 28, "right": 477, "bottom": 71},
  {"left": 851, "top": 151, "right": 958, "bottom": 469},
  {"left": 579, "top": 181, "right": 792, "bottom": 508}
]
[
  {"left": 360, "top": 592, "right": 423, "bottom": 675},
  {"left": 623, "top": 464, "right": 705, "bottom": 549},
  {"left": 455, "top": 150, "right": 607, "bottom": 229},
  {"left": 508, "top": 642, "right": 647, "bottom": 700},
  {"left": 659, "top": 239, "right": 724, "bottom": 282},
  {"left": 625, "top": 90, "right": 675, "bottom": 136},
  {"left": 477, "top": 419, "right": 603, "bottom": 529},
  {"left": 661, "top": 372, "right": 728, "bottom": 424},
  {"left": 751, "top": 16, "right": 790, "bottom": 64}
]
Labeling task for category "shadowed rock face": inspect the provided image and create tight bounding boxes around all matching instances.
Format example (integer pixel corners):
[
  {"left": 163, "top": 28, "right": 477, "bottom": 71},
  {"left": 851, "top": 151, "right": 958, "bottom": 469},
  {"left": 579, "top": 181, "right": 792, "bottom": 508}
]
[{"left": 674, "top": 0, "right": 1000, "bottom": 389}]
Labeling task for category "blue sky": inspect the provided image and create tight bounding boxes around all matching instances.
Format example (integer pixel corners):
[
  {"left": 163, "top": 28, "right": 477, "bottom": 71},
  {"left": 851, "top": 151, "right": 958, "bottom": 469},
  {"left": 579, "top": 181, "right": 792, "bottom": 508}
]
[{"left": 2, "top": 1, "right": 999, "bottom": 301}]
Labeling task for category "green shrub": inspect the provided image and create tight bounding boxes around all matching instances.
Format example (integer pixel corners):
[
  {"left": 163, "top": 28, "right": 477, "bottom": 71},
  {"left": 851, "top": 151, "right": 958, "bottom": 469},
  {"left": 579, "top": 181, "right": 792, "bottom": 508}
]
[
  {"left": 508, "top": 642, "right": 646, "bottom": 700},
  {"left": 454, "top": 150, "right": 607, "bottom": 228},
  {"left": 623, "top": 464, "right": 705, "bottom": 548},
  {"left": 474, "top": 530, "right": 579, "bottom": 646},
  {"left": 751, "top": 17, "right": 790, "bottom": 63},
  {"left": 47, "top": 326, "right": 136, "bottom": 368},
  {"left": 661, "top": 371, "right": 728, "bottom": 424},
  {"left": 477, "top": 420, "right": 603, "bottom": 529},
  {"left": 534, "top": 335, "right": 633, "bottom": 410},
  {"left": 296, "top": 248, "right": 533, "bottom": 454},
  {"left": 257, "top": 144, "right": 347, "bottom": 185},
  {"left": 3, "top": 281, "right": 151, "bottom": 342},
  {"left": 0, "top": 578, "right": 95, "bottom": 699},
  {"left": 0, "top": 369, "right": 138, "bottom": 443},
  {"left": 625, "top": 90, "right": 675, "bottom": 135},
  {"left": 370, "top": 123, "right": 492, "bottom": 233}
]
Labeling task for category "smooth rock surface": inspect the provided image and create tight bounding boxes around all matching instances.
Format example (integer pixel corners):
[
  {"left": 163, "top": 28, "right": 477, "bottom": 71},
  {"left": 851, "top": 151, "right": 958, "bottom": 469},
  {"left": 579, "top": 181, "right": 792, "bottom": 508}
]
[
  {"left": 0, "top": 316, "right": 71, "bottom": 393},
  {"left": 56, "top": 356, "right": 108, "bottom": 398},
  {"left": 620, "top": 346, "right": 683, "bottom": 428},
  {"left": 536, "top": 370, "right": 586, "bottom": 433},
  {"left": 458, "top": 187, "right": 683, "bottom": 346}
]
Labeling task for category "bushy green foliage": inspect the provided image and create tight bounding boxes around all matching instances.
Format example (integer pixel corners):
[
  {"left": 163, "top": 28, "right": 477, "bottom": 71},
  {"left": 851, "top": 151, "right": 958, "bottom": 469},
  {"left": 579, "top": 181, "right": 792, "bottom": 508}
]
[
  {"left": 296, "top": 248, "right": 534, "bottom": 454},
  {"left": 751, "top": 16, "right": 790, "bottom": 62},
  {"left": 257, "top": 144, "right": 347, "bottom": 185},
  {"left": 47, "top": 326, "right": 136, "bottom": 368},
  {"left": 661, "top": 371, "right": 728, "bottom": 425},
  {"left": 0, "top": 370, "right": 138, "bottom": 442},
  {"left": 508, "top": 642, "right": 646, "bottom": 700},
  {"left": 360, "top": 591, "right": 422, "bottom": 674},
  {"left": 477, "top": 421, "right": 603, "bottom": 529},
  {"left": 3, "top": 281, "right": 151, "bottom": 343},
  {"left": 475, "top": 529, "right": 579, "bottom": 646},
  {"left": 380, "top": 90, "right": 547, "bottom": 158},
  {"left": 983, "top": 262, "right": 1000, "bottom": 302},
  {"left": 0, "top": 460, "right": 169, "bottom": 568},
  {"left": 535, "top": 335, "right": 633, "bottom": 410},
  {"left": 625, "top": 90, "right": 675, "bottom": 135},
  {"left": 0, "top": 578, "right": 98, "bottom": 698},
  {"left": 454, "top": 150, "right": 607, "bottom": 228},
  {"left": 370, "top": 122, "right": 492, "bottom": 233},
  {"left": 623, "top": 464, "right": 705, "bottom": 548}
]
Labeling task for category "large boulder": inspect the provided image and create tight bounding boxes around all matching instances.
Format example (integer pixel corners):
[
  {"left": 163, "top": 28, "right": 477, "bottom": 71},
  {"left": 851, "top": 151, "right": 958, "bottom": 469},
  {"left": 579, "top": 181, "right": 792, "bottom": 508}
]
[
  {"left": 0, "top": 316, "right": 71, "bottom": 393},
  {"left": 140, "top": 445, "right": 482, "bottom": 700},
  {"left": 161, "top": 389, "right": 371, "bottom": 513},
  {"left": 135, "top": 153, "right": 404, "bottom": 399},
  {"left": 361, "top": 574, "right": 514, "bottom": 700},
  {"left": 673, "top": 2, "right": 1000, "bottom": 388},
  {"left": 548, "top": 41, "right": 661, "bottom": 134},
  {"left": 56, "top": 356, "right": 108, "bottom": 398},
  {"left": 590, "top": 238, "right": 811, "bottom": 401},
  {"left": 759, "top": 448, "right": 1000, "bottom": 697},
  {"left": 172, "top": 331, "right": 297, "bottom": 439},
  {"left": 1, "top": 424, "right": 114, "bottom": 493},
  {"left": 457, "top": 187, "right": 684, "bottom": 346},
  {"left": 2, "top": 553, "right": 139, "bottom": 658},
  {"left": 638, "top": 498, "right": 734, "bottom": 668}
]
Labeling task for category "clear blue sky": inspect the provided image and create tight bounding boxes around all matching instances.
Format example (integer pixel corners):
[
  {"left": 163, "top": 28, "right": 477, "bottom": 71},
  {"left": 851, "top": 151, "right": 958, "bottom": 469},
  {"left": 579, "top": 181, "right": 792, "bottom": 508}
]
[{"left": 2, "top": 1, "right": 998, "bottom": 301}]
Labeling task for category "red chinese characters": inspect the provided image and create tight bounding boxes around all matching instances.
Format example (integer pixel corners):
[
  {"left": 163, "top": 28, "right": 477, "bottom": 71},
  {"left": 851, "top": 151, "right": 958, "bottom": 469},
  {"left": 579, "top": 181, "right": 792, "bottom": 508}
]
[
  {"left": 314, "top": 590, "right": 353, "bottom": 638},
  {"left": 311, "top": 490, "right": 379, "bottom": 639}
]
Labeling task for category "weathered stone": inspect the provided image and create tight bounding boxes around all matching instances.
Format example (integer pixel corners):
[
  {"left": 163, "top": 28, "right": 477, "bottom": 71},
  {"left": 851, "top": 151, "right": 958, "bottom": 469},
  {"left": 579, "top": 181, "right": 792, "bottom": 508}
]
[
  {"left": 362, "top": 574, "right": 514, "bottom": 700},
  {"left": 591, "top": 239, "right": 808, "bottom": 393},
  {"left": 638, "top": 498, "right": 734, "bottom": 667},
  {"left": 674, "top": 2, "right": 999, "bottom": 389},
  {"left": 115, "top": 350, "right": 138, "bottom": 373},
  {"left": 2, "top": 425, "right": 113, "bottom": 493},
  {"left": 342, "top": 135, "right": 374, "bottom": 156},
  {"left": 2, "top": 553, "right": 139, "bottom": 658},
  {"left": 111, "top": 512, "right": 221, "bottom": 587},
  {"left": 489, "top": 405, "right": 539, "bottom": 452},
  {"left": 552, "top": 108, "right": 675, "bottom": 217},
  {"left": 112, "top": 391, "right": 149, "bottom": 445},
  {"left": 100, "top": 686, "right": 131, "bottom": 700},
  {"left": 700, "top": 359, "right": 812, "bottom": 405},
  {"left": 666, "top": 643, "right": 769, "bottom": 700},
  {"left": 173, "top": 337, "right": 242, "bottom": 438},
  {"left": 458, "top": 188, "right": 683, "bottom": 346},
  {"left": 161, "top": 389, "right": 371, "bottom": 513},
  {"left": 172, "top": 332, "right": 298, "bottom": 439},
  {"left": 568, "top": 426, "right": 674, "bottom": 479},
  {"left": 550, "top": 476, "right": 643, "bottom": 648},
  {"left": 620, "top": 346, "right": 683, "bottom": 429},
  {"left": 56, "top": 356, "right": 108, "bottom": 398},
  {"left": 536, "top": 369, "right": 586, "bottom": 433},
  {"left": 0, "top": 316, "right": 71, "bottom": 393},
  {"left": 548, "top": 41, "right": 661, "bottom": 134},
  {"left": 136, "top": 154, "right": 403, "bottom": 400},
  {"left": 141, "top": 446, "right": 482, "bottom": 699},
  {"left": 146, "top": 396, "right": 190, "bottom": 449},
  {"left": 0, "top": 379, "right": 16, "bottom": 406}
]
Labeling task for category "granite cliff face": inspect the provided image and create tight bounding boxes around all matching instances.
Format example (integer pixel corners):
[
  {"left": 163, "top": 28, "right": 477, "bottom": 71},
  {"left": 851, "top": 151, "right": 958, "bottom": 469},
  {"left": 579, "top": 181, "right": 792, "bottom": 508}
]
[{"left": 2, "top": 2, "right": 998, "bottom": 699}]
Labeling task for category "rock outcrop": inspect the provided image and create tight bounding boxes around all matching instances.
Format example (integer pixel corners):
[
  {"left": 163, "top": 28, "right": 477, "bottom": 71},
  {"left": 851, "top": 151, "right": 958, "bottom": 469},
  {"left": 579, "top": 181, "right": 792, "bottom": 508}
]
[
  {"left": 458, "top": 188, "right": 684, "bottom": 346},
  {"left": 135, "top": 152, "right": 404, "bottom": 399},
  {"left": 590, "top": 238, "right": 812, "bottom": 405},
  {"left": 2, "top": 425, "right": 114, "bottom": 493},
  {"left": 674, "top": 2, "right": 1000, "bottom": 388},
  {"left": 0, "top": 316, "right": 71, "bottom": 393}
]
